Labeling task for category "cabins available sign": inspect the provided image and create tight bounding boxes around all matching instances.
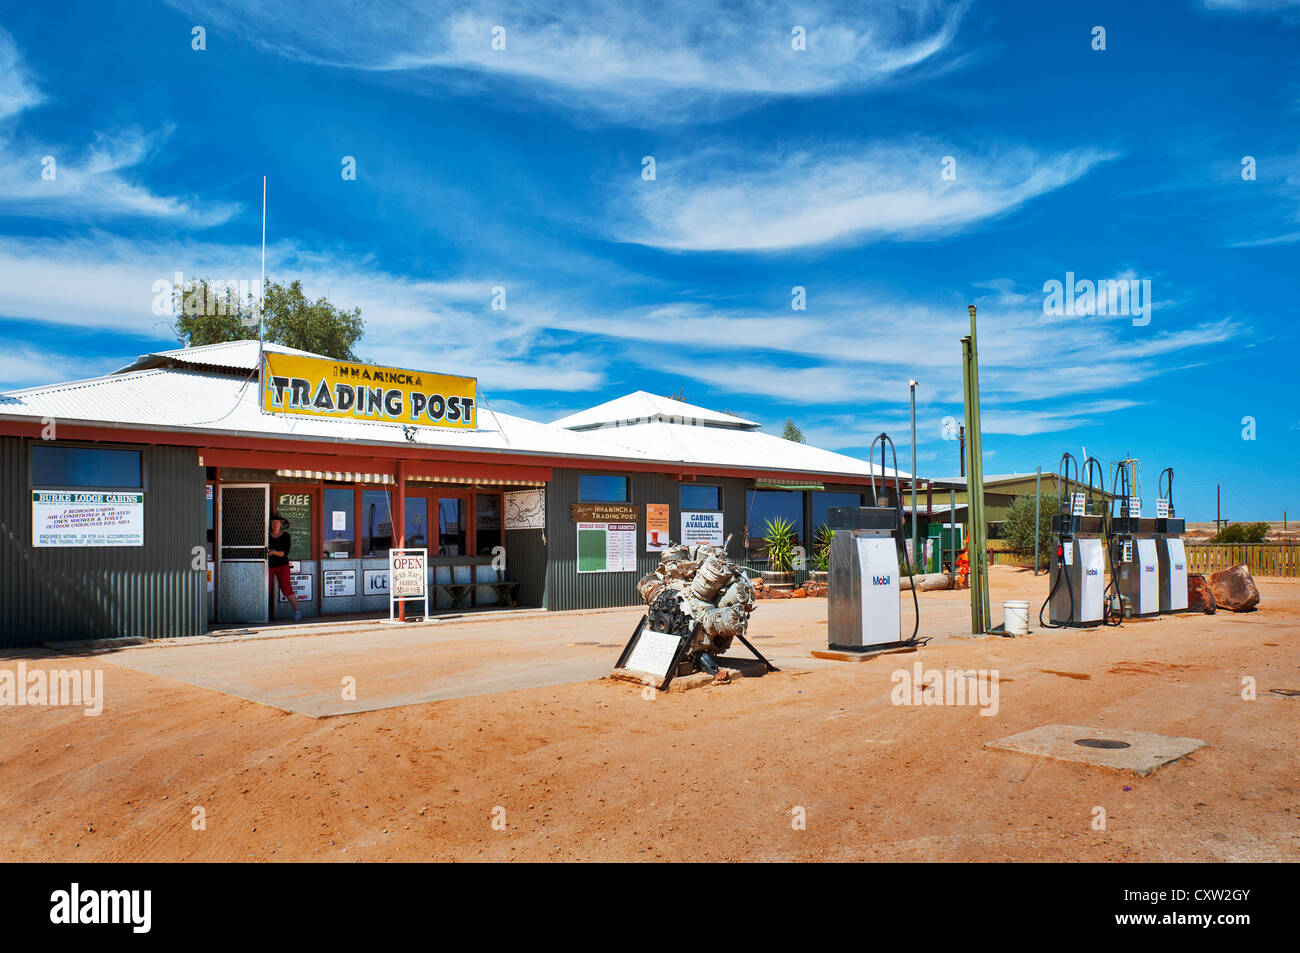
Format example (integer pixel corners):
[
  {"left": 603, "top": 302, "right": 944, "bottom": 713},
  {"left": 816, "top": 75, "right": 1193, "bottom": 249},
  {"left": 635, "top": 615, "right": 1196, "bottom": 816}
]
[
  {"left": 32, "top": 491, "right": 144, "bottom": 547},
  {"left": 262, "top": 352, "right": 477, "bottom": 430},
  {"left": 680, "top": 511, "right": 724, "bottom": 547}
]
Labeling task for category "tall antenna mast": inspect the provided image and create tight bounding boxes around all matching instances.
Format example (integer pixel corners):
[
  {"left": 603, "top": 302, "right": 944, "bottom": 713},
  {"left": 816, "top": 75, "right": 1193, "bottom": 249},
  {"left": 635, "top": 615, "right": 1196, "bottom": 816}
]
[{"left": 258, "top": 175, "right": 266, "bottom": 384}]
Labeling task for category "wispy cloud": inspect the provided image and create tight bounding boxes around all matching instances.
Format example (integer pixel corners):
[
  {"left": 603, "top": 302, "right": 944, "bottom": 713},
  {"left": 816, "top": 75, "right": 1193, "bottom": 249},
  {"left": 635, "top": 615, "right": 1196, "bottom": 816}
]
[
  {"left": 0, "top": 26, "right": 43, "bottom": 121},
  {"left": 618, "top": 141, "right": 1116, "bottom": 251},
  {"left": 0, "top": 234, "right": 604, "bottom": 394},
  {"left": 165, "top": 0, "right": 969, "bottom": 118},
  {"left": 0, "top": 31, "right": 231, "bottom": 225},
  {"left": 0, "top": 126, "right": 238, "bottom": 225},
  {"left": 1199, "top": 0, "right": 1300, "bottom": 11}
]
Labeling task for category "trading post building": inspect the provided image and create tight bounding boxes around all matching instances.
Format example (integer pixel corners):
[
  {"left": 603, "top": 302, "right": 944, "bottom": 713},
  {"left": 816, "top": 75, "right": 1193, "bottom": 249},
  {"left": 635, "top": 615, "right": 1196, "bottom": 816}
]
[{"left": 0, "top": 341, "right": 905, "bottom": 647}]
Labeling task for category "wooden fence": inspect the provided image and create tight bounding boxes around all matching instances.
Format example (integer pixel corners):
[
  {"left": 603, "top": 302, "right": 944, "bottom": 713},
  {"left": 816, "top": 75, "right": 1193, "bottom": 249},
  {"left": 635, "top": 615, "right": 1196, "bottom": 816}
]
[{"left": 1186, "top": 544, "right": 1300, "bottom": 578}]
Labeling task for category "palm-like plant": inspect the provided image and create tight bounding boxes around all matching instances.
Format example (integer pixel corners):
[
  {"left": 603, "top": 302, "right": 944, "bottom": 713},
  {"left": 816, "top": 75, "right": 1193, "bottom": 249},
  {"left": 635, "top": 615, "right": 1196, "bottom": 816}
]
[
  {"left": 761, "top": 516, "right": 797, "bottom": 572},
  {"left": 813, "top": 521, "right": 834, "bottom": 572}
]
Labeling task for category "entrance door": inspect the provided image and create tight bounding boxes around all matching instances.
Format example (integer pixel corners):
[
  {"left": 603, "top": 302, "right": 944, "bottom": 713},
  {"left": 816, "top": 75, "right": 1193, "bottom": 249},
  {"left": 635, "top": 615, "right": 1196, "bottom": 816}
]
[{"left": 218, "top": 483, "right": 270, "bottom": 623}]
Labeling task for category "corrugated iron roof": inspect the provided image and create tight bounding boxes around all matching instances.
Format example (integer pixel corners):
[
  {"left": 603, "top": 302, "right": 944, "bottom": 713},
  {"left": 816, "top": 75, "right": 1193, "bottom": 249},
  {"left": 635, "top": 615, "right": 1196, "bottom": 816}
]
[
  {"left": 113, "top": 339, "right": 321, "bottom": 375},
  {"left": 552, "top": 389, "right": 758, "bottom": 430},
  {"left": 1, "top": 350, "right": 906, "bottom": 480},
  {"left": 558, "top": 419, "right": 907, "bottom": 480}
]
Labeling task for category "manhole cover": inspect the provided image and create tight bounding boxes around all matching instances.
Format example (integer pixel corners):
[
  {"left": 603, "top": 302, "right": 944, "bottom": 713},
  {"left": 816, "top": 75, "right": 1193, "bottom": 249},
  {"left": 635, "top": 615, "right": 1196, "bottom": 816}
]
[
  {"left": 1269, "top": 688, "right": 1300, "bottom": 698},
  {"left": 1074, "top": 738, "right": 1132, "bottom": 750}
]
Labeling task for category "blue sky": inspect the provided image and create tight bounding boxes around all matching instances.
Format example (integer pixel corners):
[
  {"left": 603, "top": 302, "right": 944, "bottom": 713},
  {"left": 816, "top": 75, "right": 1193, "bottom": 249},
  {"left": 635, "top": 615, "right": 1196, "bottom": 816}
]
[{"left": 0, "top": 0, "right": 1297, "bottom": 520}]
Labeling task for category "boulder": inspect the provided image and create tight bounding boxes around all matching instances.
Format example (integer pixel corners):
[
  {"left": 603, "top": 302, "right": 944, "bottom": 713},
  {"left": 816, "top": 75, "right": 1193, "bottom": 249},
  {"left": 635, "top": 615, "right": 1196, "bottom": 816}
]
[
  {"left": 1209, "top": 565, "right": 1260, "bottom": 612},
  {"left": 1187, "top": 574, "right": 1216, "bottom": 614}
]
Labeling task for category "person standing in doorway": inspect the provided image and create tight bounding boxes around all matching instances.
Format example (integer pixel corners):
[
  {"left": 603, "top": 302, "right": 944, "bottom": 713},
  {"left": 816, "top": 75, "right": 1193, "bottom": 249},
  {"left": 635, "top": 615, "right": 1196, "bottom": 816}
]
[{"left": 268, "top": 513, "right": 302, "bottom": 622}]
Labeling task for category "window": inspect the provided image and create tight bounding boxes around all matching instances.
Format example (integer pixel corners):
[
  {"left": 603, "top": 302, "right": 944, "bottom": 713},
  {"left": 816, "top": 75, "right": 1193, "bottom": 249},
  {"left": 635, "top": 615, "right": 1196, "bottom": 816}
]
[
  {"left": 579, "top": 474, "right": 629, "bottom": 502},
  {"left": 680, "top": 485, "right": 720, "bottom": 510},
  {"left": 33, "top": 445, "right": 141, "bottom": 488},
  {"left": 405, "top": 496, "right": 429, "bottom": 549},
  {"left": 476, "top": 493, "right": 501, "bottom": 555},
  {"left": 438, "top": 497, "right": 466, "bottom": 555},
  {"left": 811, "top": 491, "right": 864, "bottom": 532},
  {"left": 746, "top": 489, "right": 805, "bottom": 561},
  {"left": 361, "top": 489, "right": 394, "bottom": 556},
  {"left": 323, "top": 487, "right": 355, "bottom": 557}
]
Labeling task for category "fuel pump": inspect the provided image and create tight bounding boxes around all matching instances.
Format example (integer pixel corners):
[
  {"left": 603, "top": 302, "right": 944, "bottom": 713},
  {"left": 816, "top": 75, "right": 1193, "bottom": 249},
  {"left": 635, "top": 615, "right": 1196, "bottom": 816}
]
[
  {"left": 1156, "top": 467, "right": 1188, "bottom": 613},
  {"left": 825, "top": 433, "right": 920, "bottom": 652},
  {"left": 1041, "top": 453, "right": 1106, "bottom": 628},
  {"left": 1110, "top": 460, "right": 1161, "bottom": 617}
]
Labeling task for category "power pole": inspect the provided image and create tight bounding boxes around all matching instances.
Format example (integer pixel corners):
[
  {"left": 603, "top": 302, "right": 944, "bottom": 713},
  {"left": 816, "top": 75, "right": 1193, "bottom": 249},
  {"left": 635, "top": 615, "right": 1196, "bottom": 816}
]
[
  {"left": 909, "top": 379, "right": 918, "bottom": 572},
  {"left": 961, "top": 304, "right": 991, "bottom": 634},
  {"left": 1216, "top": 483, "right": 1221, "bottom": 532},
  {"left": 1034, "top": 466, "right": 1042, "bottom": 576}
]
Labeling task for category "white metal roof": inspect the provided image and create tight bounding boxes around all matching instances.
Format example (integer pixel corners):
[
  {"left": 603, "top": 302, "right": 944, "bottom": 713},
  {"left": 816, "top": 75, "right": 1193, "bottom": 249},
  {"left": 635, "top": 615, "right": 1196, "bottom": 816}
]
[
  {"left": 552, "top": 390, "right": 758, "bottom": 430},
  {"left": 557, "top": 419, "right": 907, "bottom": 481},
  {"left": 1, "top": 347, "right": 906, "bottom": 480},
  {"left": 113, "top": 339, "right": 322, "bottom": 375},
  {"left": 0, "top": 365, "right": 650, "bottom": 461}
]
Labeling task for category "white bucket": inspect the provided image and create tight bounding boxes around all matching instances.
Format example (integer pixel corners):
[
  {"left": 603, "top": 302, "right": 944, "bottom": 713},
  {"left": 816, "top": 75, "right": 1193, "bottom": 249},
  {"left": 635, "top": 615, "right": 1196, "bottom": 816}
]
[{"left": 1003, "top": 600, "right": 1030, "bottom": 636}]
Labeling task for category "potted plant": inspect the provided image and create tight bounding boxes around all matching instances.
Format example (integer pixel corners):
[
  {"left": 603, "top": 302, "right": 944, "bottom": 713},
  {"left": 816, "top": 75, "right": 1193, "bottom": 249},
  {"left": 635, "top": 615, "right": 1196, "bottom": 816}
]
[
  {"left": 760, "top": 516, "right": 798, "bottom": 589},
  {"left": 811, "top": 521, "right": 833, "bottom": 582}
]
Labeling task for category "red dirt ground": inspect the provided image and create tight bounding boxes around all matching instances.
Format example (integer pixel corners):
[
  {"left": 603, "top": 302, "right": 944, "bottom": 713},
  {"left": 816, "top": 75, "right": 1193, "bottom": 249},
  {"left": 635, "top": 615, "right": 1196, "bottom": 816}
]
[{"left": 2, "top": 567, "right": 1297, "bottom": 862}]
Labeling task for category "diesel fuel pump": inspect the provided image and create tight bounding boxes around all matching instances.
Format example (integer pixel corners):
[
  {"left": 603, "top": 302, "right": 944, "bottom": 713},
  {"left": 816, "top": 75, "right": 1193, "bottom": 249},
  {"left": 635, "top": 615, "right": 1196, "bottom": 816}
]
[
  {"left": 1156, "top": 467, "right": 1189, "bottom": 614},
  {"left": 1110, "top": 460, "right": 1161, "bottom": 618},
  {"left": 1041, "top": 453, "right": 1106, "bottom": 628}
]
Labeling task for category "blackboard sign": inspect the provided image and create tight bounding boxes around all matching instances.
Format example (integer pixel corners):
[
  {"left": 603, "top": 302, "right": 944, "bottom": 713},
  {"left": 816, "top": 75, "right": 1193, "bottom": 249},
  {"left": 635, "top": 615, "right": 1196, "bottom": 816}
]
[{"left": 276, "top": 492, "right": 313, "bottom": 561}]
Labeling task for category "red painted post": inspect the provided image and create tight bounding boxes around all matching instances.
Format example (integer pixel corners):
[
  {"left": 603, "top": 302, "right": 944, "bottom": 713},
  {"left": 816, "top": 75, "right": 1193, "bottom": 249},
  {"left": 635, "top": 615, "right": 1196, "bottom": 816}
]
[{"left": 395, "top": 459, "right": 406, "bottom": 621}]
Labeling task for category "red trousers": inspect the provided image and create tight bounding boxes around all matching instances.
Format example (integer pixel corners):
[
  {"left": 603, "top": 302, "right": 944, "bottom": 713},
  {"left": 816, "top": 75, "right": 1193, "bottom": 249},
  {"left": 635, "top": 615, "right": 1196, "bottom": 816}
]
[{"left": 269, "top": 563, "right": 293, "bottom": 599}]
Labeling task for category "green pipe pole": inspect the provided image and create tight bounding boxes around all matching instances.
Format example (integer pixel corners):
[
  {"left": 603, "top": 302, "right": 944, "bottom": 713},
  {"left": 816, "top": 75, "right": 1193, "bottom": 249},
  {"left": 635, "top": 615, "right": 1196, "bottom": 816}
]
[
  {"left": 962, "top": 335, "right": 980, "bottom": 634},
  {"left": 963, "top": 304, "right": 992, "bottom": 634}
]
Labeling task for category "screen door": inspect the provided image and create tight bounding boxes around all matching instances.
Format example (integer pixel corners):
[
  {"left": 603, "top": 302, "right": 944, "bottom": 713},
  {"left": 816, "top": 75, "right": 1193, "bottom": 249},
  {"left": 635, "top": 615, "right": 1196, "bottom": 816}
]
[{"left": 218, "top": 484, "right": 270, "bottom": 623}]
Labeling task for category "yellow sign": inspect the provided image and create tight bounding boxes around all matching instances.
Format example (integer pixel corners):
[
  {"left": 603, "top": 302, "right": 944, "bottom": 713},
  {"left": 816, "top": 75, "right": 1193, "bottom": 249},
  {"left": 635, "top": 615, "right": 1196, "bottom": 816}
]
[{"left": 262, "top": 352, "right": 477, "bottom": 429}]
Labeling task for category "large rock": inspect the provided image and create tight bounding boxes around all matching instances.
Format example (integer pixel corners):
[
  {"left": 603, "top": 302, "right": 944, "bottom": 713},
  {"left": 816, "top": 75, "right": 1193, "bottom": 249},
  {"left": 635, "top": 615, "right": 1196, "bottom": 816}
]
[
  {"left": 1187, "top": 574, "right": 1216, "bottom": 614},
  {"left": 1209, "top": 565, "right": 1260, "bottom": 612}
]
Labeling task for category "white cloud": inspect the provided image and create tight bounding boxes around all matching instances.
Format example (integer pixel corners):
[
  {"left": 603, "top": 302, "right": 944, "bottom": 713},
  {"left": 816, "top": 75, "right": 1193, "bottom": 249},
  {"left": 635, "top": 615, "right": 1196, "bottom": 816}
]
[
  {"left": 1200, "top": 0, "right": 1300, "bottom": 10},
  {"left": 164, "top": 0, "right": 968, "bottom": 118},
  {"left": 0, "top": 27, "right": 43, "bottom": 121},
  {"left": 0, "top": 126, "right": 238, "bottom": 226},
  {"left": 0, "top": 342, "right": 117, "bottom": 390},
  {"left": 620, "top": 141, "right": 1115, "bottom": 250},
  {"left": 0, "top": 234, "right": 604, "bottom": 395}
]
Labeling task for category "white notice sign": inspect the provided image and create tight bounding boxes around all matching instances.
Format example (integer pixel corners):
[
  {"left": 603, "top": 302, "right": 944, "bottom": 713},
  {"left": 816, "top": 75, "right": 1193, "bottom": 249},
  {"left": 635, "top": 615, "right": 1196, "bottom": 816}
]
[
  {"left": 1156, "top": 499, "right": 1169, "bottom": 518},
  {"left": 625, "top": 629, "right": 683, "bottom": 680},
  {"left": 276, "top": 573, "right": 312, "bottom": 603},
  {"left": 576, "top": 522, "right": 637, "bottom": 573},
  {"left": 1072, "top": 492, "right": 1086, "bottom": 517},
  {"left": 680, "top": 511, "right": 724, "bottom": 547},
  {"left": 32, "top": 491, "right": 144, "bottom": 547},
  {"left": 323, "top": 569, "right": 356, "bottom": 597}
]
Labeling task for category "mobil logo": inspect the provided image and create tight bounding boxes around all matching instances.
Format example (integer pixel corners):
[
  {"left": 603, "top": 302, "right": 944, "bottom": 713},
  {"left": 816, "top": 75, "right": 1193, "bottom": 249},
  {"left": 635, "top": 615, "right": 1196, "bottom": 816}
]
[
  {"left": 871, "top": 575, "right": 891, "bottom": 586},
  {"left": 1086, "top": 567, "right": 1099, "bottom": 576},
  {"left": 1174, "top": 563, "right": 1184, "bottom": 571},
  {"left": 1144, "top": 564, "right": 1155, "bottom": 572}
]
